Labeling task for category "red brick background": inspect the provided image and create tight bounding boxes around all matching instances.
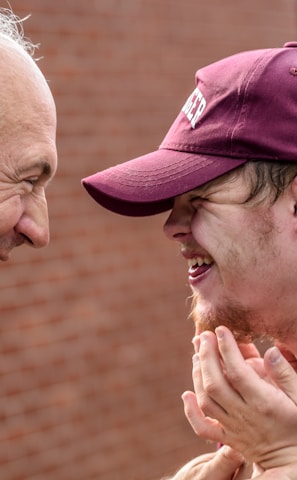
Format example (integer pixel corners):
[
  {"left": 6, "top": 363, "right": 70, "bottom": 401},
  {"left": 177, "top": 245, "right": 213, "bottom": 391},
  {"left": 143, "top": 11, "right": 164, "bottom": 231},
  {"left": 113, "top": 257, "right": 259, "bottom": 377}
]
[{"left": 0, "top": 1, "right": 295, "bottom": 479}]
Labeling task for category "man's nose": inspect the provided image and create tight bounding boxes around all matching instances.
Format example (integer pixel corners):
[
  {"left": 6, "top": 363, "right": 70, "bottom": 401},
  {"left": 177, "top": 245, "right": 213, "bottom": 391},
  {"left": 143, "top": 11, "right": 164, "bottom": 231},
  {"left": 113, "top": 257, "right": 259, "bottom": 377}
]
[
  {"left": 15, "top": 193, "right": 50, "bottom": 248},
  {"left": 163, "top": 197, "right": 192, "bottom": 241}
]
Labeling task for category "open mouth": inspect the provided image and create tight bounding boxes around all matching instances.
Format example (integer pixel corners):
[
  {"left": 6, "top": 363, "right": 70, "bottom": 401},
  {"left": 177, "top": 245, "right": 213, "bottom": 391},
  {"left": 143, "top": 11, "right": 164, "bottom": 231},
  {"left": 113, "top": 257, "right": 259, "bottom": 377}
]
[{"left": 188, "top": 256, "right": 213, "bottom": 279}]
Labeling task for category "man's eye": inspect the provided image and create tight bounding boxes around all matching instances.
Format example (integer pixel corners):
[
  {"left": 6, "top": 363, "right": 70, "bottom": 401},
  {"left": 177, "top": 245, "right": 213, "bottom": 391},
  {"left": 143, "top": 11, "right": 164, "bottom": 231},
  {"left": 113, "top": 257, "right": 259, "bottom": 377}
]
[
  {"left": 24, "top": 177, "right": 39, "bottom": 186},
  {"left": 190, "top": 196, "right": 207, "bottom": 204}
]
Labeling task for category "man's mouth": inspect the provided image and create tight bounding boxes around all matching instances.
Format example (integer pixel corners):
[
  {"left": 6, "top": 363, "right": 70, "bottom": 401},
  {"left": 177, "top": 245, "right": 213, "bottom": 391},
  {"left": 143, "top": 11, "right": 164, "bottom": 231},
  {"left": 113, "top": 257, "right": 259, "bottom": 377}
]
[{"left": 187, "top": 255, "right": 213, "bottom": 279}]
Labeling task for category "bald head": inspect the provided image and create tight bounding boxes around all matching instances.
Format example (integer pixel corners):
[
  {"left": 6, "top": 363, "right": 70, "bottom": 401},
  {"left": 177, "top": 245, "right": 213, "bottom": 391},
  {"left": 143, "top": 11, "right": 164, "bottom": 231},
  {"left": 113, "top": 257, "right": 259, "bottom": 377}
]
[
  {"left": 0, "top": 38, "right": 56, "bottom": 129},
  {"left": 0, "top": 8, "right": 57, "bottom": 260}
]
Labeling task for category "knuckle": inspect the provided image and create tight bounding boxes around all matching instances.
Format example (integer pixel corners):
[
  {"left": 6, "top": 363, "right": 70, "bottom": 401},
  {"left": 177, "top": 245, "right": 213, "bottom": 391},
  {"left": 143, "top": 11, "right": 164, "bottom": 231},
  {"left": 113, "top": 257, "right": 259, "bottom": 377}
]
[
  {"left": 252, "top": 399, "right": 274, "bottom": 417},
  {"left": 277, "top": 365, "right": 293, "bottom": 384},
  {"left": 203, "top": 378, "right": 220, "bottom": 397},
  {"left": 225, "top": 366, "right": 242, "bottom": 384},
  {"left": 198, "top": 391, "right": 214, "bottom": 414}
]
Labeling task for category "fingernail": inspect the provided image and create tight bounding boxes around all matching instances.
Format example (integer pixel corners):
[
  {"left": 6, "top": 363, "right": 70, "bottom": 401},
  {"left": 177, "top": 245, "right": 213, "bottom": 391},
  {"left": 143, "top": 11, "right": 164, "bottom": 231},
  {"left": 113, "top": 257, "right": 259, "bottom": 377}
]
[
  {"left": 216, "top": 327, "right": 224, "bottom": 340},
  {"left": 200, "top": 332, "right": 208, "bottom": 343},
  {"left": 269, "top": 346, "right": 282, "bottom": 365}
]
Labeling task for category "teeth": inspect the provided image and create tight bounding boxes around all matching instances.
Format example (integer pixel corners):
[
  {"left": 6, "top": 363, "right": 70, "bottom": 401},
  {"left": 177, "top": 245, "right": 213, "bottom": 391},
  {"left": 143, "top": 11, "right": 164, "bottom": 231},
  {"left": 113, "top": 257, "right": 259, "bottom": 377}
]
[{"left": 188, "top": 256, "right": 213, "bottom": 268}]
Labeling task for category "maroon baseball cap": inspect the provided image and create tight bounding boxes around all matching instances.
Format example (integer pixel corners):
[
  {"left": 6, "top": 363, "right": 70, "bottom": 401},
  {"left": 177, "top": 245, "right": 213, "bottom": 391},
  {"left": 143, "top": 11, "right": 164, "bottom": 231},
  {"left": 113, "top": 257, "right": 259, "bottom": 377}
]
[{"left": 82, "top": 42, "right": 297, "bottom": 216}]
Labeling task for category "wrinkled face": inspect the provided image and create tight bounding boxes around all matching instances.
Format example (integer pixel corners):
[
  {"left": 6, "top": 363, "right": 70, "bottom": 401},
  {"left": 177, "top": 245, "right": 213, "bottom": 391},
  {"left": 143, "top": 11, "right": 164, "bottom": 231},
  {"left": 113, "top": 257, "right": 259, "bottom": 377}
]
[
  {"left": 163, "top": 170, "right": 297, "bottom": 343},
  {"left": 0, "top": 43, "right": 57, "bottom": 261}
]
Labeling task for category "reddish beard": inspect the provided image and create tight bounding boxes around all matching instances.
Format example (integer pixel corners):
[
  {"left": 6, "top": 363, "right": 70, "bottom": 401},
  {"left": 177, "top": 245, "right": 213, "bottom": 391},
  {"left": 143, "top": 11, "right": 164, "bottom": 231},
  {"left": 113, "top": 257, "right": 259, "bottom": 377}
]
[{"left": 190, "top": 294, "right": 267, "bottom": 343}]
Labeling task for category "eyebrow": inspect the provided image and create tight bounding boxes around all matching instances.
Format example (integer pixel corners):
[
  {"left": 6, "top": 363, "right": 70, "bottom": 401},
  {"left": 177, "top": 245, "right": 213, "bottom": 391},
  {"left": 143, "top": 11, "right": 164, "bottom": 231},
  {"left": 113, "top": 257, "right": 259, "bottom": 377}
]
[
  {"left": 192, "top": 184, "right": 211, "bottom": 196},
  {"left": 18, "top": 160, "right": 53, "bottom": 177},
  {"left": 192, "top": 176, "right": 227, "bottom": 196}
]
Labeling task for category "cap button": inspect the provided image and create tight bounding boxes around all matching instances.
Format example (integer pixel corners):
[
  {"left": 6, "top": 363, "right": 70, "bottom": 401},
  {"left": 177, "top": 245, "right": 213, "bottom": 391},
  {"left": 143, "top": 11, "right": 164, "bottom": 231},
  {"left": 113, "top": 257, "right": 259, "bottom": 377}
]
[{"left": 284, "top": 41, "right": 297, "bottom": 48}]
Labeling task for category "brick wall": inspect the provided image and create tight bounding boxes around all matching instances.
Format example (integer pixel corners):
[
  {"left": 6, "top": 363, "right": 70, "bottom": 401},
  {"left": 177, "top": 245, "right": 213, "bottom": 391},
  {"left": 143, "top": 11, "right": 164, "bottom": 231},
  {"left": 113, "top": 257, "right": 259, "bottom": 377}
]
[{"left": 0, "top": 1, "right": 295, "bottom": 479}]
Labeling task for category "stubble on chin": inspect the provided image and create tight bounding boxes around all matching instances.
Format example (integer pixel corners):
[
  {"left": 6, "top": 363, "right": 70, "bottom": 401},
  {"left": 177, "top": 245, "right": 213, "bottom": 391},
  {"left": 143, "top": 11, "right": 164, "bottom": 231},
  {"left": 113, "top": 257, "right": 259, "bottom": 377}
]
[{"left": 190, "top": 294, "right": 267, "bottom": 343}]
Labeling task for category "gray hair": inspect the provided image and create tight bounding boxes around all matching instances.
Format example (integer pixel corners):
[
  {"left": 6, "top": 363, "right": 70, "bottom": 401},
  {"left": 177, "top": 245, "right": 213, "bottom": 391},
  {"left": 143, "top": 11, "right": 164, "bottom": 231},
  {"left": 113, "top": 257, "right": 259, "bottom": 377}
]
[{"left": 0, "top": 7, "right": 37, "bottom": 57}]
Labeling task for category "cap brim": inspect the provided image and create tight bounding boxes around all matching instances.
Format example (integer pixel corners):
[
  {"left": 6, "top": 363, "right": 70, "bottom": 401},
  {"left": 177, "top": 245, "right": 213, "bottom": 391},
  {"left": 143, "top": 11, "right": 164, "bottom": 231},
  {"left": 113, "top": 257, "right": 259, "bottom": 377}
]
[{"left": 82, "top": 148, "right": 247, "bottom": 216}]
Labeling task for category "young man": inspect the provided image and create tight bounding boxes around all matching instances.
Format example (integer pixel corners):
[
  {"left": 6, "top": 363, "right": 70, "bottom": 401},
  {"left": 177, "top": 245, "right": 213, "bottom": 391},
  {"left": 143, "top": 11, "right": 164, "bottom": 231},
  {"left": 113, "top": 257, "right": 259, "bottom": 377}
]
[
  {"left": 82, "top": 43, "right": 297, "bottom": 478},
  {"left": 0, "top": 9, "right": 57, "bottom": 262}
]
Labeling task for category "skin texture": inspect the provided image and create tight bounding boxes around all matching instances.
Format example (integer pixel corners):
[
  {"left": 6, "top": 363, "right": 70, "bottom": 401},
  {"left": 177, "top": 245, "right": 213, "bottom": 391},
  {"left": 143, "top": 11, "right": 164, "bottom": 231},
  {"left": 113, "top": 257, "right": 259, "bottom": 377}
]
[
  {"left": 0, "top": 39, "right": 57, "bottom": 261},
  {"left": 163, "top": 172, "right": 297, "bottom": 478}
]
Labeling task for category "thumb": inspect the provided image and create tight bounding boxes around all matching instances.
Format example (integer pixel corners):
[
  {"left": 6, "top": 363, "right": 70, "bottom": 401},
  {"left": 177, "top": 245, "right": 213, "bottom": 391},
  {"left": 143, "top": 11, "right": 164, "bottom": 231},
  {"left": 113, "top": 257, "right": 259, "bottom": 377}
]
[
  {"left": 207, "top": 445, "right": 245, "bottom": 479},
  {"left": 170, "top": 446, "right": 244, "bottom": 480}
]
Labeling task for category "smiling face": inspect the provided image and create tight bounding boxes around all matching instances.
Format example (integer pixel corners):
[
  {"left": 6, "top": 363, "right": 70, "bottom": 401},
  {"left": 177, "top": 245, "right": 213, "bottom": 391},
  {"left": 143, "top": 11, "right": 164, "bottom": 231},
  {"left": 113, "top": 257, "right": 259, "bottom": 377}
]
[
  {"left": 0, "top": 41, "right": 57, "bottom": 261},
  {"left": 163, "top": 166, "right": 297, "bottom": 344}
]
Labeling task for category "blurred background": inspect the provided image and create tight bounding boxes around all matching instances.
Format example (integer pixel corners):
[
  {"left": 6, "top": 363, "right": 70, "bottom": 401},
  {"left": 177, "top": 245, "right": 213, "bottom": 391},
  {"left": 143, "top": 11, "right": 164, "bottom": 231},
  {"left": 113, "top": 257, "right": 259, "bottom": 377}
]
[{"left": 0, "top": 1, "right": 295, "bottom": 479}]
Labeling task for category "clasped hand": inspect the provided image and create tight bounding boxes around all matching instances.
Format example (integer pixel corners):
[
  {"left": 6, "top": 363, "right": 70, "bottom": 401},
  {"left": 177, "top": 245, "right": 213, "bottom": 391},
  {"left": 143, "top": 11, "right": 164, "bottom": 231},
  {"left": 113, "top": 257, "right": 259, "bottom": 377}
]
[{"left": 181, "top": 326, "right": 297, "bottom": 477}]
